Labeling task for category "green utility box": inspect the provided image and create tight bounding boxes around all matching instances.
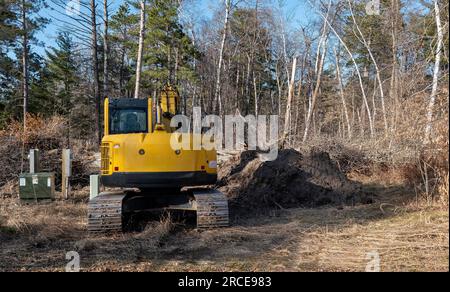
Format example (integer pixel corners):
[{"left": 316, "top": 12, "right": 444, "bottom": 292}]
[{"left": 19, "top": 173, "right": 55, "bottom": 201}]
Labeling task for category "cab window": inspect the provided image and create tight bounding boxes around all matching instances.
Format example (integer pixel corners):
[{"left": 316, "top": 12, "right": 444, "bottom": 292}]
[{"left": 110, "top": 109, "right": 147, "bottom": 134}]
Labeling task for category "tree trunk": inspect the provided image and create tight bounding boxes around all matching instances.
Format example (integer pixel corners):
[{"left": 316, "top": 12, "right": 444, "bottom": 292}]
[
  {"left": 90, "top": 0, "right": 101, "bottom": 143},
  {"left": 191, "top": 28, "right": 197, "bottom": 107},
  {"left": 424, "top": 0, "right": 443, "bottom": 143},
  {"left": 213, "top": 0, "right": 231, "bottom": 115},
  {"left": 134, "top": 0, "right": 146, "bottom": 99},
  {"left": 119, "top": 48, "right": 125, "bottom": 96},
  {"left": 281, "top": 57, "right": 297, "bottom": 146},
  {"left": 389, "top": 0, "right": 400, "bottom": 147},
  {"left": 174, "top": 48, "right": 179, "bottom": 84},
  {"left": 21, "top": 0, "right": 29, "bottom": 132},
  {"left": 253, "top": 74, "right": 259, "bottom": 116},
  {"left": 293, "top": 54, "right": 306, "bottom": 139},
  {"left": 275, "top": 63, "right": 283, "bottom": 110},
  {"left": 334, "top": 47, "right": 351, "bottom": 139},
  {"left": 245, "top": 55, "right": 251, "bottom": 115},
  {"left": 235, "top": 68, "right": 240, "bottom": 109},
  {"left": 103, "top": 0, "right": 109, "bottom": 97}
]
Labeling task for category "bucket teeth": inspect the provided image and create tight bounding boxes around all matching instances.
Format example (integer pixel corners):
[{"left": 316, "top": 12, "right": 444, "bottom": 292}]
[
  {"left": 87, "top": 193, "right": 126, "bottom": 233},
  {"left": 193, "top": 190, "right": 229, "bottom": 229}
]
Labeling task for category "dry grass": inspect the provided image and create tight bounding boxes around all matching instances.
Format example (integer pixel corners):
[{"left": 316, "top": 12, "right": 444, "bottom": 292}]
[
  {"left": 0, "top": 114, "right": 67, "bottom": 145},
  {"left": 295, "top": 208, "right": 448, "bottom": 271},
  {"left": 134, "top": 214, "right": 174, "bottom": 244},
  {"left": 0, "top": 115, "right": 98, "bottom": 190},
  {"left": 0, "top": 179, "right": 448, "bottom": 272},
  {"left": 79, "top": 201, "right": 448, "bottom": 272},
  {"left": 0, "top": 198, "right": 86, "bottom": 239}
]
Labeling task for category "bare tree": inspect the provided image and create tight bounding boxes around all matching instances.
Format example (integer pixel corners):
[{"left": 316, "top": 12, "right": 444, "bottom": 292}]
[
  {"left": 348, "top": 0, "right": 388, "bottom": 134},
  {"left": 303, "top": 1, "right": 331, "bottom": 142},
  {"left": 134, "top": 0, "right": 146, "bottom": 99},
  {"left": 281, "top": 57, "right": 297, "bottom": 146},
  {"left": 103, "top": 0, "right": 109, "bottom": 97},
  {"left": 334, "top": 46, "right": 351, "bottom": 139},
  {"left": 213, "top": 0, "right": 232, "bottom": 115},
  {"left": 424, "top": 0, "right": 444, "bottom": 143},
  {"left": 21, "top": 0, "right": 29, "bottom": 132},
  {"left": 307, "top": 0, "right": 374, "bottom": 137},
  {"left": 90, "top": 0, "right": 101, "bottom": 142},
  {"left": 303, "top": 35, "right": 328, "bottom": 142}
]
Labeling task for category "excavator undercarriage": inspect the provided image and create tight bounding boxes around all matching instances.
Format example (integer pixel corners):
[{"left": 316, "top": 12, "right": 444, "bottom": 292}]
[{"left": 87, "top": 189, "right": 229, "bottom": 233}]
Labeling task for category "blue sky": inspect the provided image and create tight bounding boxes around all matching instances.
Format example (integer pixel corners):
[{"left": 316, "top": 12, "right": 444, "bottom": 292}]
[{"left": 35, "top": 0, "right": 312, "bottom": 56}]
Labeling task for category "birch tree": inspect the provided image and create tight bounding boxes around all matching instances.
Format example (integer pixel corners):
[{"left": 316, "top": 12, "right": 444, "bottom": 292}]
[
  {"left": 334, "top": 46, "right": 351, "bottom": 139},
  {"left": 282, "top": 57, "right": 297, "bottom": 146},
  {"left": 213, "top": 0, "right": 232, "bottom": 115},
  {"left": 134, "top": 0, "right": 146, "bottom": 99},
  {"left": 424, "top": 0, "right": 444, "bottom": 143}
]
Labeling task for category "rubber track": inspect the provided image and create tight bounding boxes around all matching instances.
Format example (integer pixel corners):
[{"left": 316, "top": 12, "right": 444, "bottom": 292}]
[
  {"left": 88, "top": 193, "right": 126, "bottom": 233},
  {"left": 193, "top": 190, "right": 229, "bottom": 229}
]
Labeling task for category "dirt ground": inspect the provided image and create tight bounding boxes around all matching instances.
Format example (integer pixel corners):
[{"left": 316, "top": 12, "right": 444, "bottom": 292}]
[{"left": 0, "top": 149, "right": 448, "bottom": 272}]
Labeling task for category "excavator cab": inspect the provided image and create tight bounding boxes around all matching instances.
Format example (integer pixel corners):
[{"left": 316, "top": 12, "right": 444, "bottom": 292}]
[
  {"left": 88, "top": 85, "right": 229, "bottom": 233},
  {"left": 100, "top": 85, "right": 217, "bottom": 188}
]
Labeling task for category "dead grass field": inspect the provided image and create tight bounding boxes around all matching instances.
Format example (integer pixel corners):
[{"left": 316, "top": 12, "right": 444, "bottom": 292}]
[{"left": 0, "top": 172, "right": 448, "bottom": 272}]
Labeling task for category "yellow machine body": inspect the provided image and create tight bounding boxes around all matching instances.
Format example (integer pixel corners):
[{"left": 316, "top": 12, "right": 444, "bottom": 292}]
[{"left": 100, "top": 86, "right": 217, "bottom": 189}]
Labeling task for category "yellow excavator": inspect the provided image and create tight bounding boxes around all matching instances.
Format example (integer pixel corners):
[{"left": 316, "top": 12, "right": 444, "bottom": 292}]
[{"left": 87, "top": 85, "right": 229, "bottom": 233}]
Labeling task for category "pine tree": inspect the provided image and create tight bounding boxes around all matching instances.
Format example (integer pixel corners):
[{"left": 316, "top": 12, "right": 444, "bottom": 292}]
[
  {"left": 0, "top": 0, "right": 19, "bottom": 125},
  {"left": 140, "top": 0, "right": 200, "bottom": 92},
  {"left": 109, "top": 3, "right": 136, "bottom": 97},
  {"left": 43, "top": 32, "right": 79, "bottom": 115},
  {"left": 0, "top": 0, "right": 48, "bottom": 125}
]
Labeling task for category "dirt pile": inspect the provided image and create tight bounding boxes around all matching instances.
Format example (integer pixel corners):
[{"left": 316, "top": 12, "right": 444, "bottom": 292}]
[{"left": 218, "top": 149, "right": 373, "bottom": 213}]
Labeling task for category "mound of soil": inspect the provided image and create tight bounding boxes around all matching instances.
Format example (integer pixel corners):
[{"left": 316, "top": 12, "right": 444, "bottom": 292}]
[{"left": 217, "top": 149, "right": 373, "bottom": 213}]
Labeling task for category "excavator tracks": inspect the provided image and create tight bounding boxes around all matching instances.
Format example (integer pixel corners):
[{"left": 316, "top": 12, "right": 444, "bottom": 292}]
[
  {"left": 87, "top": 189, "right": 229, "bottom": 233},
  {"left": 87, "top": 192, "right": 126, "bottom": 233},
  {"left": 193, "top": 190, "right": 229, "bottom": 229}
]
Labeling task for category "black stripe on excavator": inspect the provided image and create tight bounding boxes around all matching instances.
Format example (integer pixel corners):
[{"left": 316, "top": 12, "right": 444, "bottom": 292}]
[
  {"left": 109, "top": 98, "right": 148, "bottom": 109},
  {"left": 101, "top": 171, "right": 217, "bottom": 188}
]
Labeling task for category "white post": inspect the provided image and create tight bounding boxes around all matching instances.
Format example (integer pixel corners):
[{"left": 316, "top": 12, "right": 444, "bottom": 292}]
[
  {"left": 29, "top": 149, "right": 40, "bottom": 174},
  {"left": 90, "top": 175, "right": 100, "bottom": 200},
  {"left": 62, "top": 149, "right": 72, "bottom": 199}
]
